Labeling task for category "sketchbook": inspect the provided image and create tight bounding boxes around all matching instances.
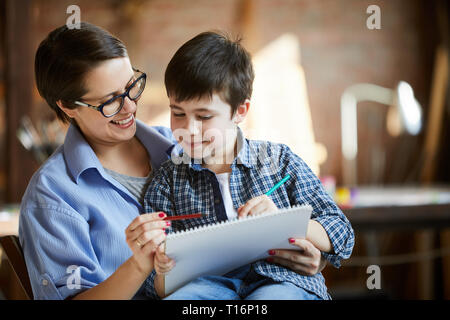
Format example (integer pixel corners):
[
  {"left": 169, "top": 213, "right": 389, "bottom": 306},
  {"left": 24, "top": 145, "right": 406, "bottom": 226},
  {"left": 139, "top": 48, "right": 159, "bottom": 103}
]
[{"left": 163, "top": 205, "right": 312, "bottom": 296}]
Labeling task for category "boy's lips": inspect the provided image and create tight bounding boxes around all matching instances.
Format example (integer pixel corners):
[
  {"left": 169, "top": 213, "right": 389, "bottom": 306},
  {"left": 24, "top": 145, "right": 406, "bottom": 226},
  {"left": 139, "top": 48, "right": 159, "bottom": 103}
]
[{"left": 183, "top": 141, "right": 209, "bottom": 148}]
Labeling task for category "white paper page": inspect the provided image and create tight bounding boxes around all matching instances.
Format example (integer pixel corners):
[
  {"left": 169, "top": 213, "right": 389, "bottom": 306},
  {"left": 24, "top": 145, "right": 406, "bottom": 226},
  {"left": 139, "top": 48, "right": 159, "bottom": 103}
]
[{"left": 164, "top": 205, "right": 312, "bottom": 295}]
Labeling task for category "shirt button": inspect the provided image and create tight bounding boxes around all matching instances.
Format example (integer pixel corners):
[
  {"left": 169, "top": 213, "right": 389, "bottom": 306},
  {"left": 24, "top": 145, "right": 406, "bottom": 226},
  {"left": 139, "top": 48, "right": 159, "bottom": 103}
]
[{"left": 42, "top": 279, "right": 48, "bottom": 286}]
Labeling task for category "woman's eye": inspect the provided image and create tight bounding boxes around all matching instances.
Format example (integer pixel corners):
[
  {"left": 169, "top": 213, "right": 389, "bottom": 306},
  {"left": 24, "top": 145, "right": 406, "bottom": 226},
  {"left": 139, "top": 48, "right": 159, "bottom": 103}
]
[
  {"left": 173, "top": 113, "right": 185, "bottom": 117},
  {"left": 198, "top": 115, "right": 213, "bottom": 120}
]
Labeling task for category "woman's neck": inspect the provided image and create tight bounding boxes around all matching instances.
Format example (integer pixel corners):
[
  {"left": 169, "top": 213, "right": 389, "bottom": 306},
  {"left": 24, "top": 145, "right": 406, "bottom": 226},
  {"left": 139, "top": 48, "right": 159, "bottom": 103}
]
[{"left": 95, "top": 137, "right": 151, "bottom": 177}]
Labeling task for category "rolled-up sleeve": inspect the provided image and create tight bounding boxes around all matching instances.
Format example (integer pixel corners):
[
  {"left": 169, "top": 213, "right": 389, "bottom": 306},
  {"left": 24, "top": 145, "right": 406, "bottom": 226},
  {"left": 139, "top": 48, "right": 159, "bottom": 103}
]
[
  {"left": 282, "top": 145, "right": 355, "bottom": 268},
  {"left": 142, "top": 163, "right": 175, "bottom": 299},
  {"left": 19, "top": 205, "right": 107, "bottom": 300}
]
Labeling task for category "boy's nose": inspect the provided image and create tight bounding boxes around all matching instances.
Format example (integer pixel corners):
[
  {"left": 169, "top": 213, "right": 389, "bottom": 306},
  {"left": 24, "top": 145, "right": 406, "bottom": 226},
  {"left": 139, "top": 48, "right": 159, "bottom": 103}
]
[{"left": 186, "top": 119, "right": 201, "bottom": 136}]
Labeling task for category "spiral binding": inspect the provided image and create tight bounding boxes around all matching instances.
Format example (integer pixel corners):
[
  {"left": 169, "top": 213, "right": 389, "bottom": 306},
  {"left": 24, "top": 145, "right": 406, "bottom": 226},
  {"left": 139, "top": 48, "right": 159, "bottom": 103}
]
[{"left": 166, "top": 204, "right": 311, "bottom": 240}]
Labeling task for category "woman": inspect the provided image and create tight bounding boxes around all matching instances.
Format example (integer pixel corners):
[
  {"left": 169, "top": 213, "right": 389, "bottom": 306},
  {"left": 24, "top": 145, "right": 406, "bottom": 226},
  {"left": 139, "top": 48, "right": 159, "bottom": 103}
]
[{"left": 19, "top": 22, "right": 327, "bottom": 300}]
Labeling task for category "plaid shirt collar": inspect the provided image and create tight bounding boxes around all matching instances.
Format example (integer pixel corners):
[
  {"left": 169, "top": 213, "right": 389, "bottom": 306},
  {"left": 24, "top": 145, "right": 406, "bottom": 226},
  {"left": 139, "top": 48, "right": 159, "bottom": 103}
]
[{"left": 166, "top": 127, "right": 256, "bottom": 172}]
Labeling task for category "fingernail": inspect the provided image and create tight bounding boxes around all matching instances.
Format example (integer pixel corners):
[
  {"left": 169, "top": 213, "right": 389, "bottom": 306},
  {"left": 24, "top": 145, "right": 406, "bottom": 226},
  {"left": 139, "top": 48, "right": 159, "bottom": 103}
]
[
  {"left": 166, "top": 221, "right": 171, "bottom": 226},
  {"left": 289, "top": 238, "right": 295, "bottom": 244},
  {"left": 159, "top": 212, "right": 166, "bottom": 218},
  {"left": 266, "top": 258, "right": 273, "bottom": 263},
  {"left": 268, "top": 250, "right": 275, "bottom": 256}
]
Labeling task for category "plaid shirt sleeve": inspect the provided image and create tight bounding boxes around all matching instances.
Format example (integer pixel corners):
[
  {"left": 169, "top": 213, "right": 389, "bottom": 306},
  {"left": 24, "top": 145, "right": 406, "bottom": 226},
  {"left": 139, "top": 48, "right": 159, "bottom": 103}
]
[
  {"left": 142, "top": 161, "right": 175, "bottom": 300},
  {"left": 280, "top": 144, "right": 355, "bottom": 268}
]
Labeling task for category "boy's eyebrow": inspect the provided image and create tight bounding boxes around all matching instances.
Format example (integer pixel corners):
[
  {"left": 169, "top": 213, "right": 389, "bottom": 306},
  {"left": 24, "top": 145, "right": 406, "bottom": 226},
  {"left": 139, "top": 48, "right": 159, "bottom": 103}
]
[{"left": 169, "top": 105, "right": 215, "bottom": 112}]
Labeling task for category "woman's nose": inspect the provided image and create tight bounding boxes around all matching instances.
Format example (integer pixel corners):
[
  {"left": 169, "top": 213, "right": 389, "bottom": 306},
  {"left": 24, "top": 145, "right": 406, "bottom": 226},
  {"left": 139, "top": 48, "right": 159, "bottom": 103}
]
[{"left": 121, "top": 96, "right": 136, "bottom": 114}]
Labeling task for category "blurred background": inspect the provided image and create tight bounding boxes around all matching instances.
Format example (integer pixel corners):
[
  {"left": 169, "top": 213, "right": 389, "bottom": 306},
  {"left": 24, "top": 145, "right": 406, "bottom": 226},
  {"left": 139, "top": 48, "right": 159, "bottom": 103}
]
[{"left": 0, "top": 0, "right": 449, "bottom": 300}]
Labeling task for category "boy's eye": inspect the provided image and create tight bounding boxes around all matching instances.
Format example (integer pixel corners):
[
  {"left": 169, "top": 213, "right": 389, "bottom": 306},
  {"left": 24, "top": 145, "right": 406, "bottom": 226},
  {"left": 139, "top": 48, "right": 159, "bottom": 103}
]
[
  {"left": 198, "top": 115, "right": 213, "bottom": 120},
  {"left": 173, "top": 113, "right": 185, "bottom": 117}
]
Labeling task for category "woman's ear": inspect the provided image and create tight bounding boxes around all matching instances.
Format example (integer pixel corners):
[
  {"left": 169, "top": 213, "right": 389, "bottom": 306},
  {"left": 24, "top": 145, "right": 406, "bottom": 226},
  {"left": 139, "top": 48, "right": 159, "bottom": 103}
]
[
  {"left": 56, "top": 100, "right": 77, "bottom": 119},
  {"left": 233, "top": 99, "right": 250, "bottom": 125}
]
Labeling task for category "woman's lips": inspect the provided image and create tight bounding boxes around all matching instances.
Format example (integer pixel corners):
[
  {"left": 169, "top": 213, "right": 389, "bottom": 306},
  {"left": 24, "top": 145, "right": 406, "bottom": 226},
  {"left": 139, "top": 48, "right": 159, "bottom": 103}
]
[{"left": 110, "top": 114, "right": 134, "bottom": 128}]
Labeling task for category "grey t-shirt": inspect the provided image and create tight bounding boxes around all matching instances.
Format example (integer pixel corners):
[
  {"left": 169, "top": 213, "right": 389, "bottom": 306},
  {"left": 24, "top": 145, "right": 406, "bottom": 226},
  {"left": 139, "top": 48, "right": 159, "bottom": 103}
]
[{"left": 104, "top": 167, "right": 153, "bottom": 207}]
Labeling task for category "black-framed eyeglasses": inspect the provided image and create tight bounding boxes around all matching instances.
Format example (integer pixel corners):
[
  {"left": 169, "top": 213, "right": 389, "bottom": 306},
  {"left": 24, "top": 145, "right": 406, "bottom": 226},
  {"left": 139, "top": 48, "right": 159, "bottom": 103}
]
[{"left": 74, "top": 68, "right": 147, "bottom": 118}]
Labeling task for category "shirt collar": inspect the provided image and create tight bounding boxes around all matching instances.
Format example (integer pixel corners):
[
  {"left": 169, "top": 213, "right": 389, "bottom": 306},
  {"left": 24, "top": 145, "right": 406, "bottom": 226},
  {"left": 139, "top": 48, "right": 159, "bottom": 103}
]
[
  {"left": 234, "top": 127, "right": 256, "bottom": 169},
  {"left": 165, "top": 127, "right": 256, "bottom": 172},
  {"left": 64, "top": 119, "right": 174, "bottom": 183}
]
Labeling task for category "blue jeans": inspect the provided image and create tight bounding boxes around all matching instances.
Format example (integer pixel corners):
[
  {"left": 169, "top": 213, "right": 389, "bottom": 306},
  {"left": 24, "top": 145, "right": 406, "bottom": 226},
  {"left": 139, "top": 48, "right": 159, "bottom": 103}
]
[{"left": 164, "top": 264, "right": 321, "bottom": 300}]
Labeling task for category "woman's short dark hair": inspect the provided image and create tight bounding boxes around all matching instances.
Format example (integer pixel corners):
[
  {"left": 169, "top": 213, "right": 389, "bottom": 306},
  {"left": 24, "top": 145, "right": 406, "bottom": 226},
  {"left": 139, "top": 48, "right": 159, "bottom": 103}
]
[
  {"left": 164, "top": 31, "right": 254, "bottom": 116},
  {"left": 35, "top": 22, "right": 128, "bottom": 123}
]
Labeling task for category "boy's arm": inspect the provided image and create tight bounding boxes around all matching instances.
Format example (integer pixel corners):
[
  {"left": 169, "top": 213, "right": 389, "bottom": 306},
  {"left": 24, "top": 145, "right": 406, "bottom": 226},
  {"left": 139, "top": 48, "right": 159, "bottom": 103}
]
[
  {"left": 142, "top": 162, "right": 175, "bottom": 299},
  {"left": 280, "top": 145, "right": 355, "bottom": 268},
  {"left": 306, "top": 219, "right": 332, "bottom": 253}
]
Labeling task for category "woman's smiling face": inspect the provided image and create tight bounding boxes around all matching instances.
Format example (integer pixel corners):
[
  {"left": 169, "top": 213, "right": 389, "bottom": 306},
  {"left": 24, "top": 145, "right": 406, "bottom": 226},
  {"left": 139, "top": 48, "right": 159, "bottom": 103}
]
[{"left": 61, "top": 57, "right": 139, "bottom": 148}]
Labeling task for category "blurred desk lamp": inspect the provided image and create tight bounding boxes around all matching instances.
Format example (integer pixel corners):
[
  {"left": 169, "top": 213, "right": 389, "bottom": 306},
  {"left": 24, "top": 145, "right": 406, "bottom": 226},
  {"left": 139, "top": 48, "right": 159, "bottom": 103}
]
[{"left": 341, "top": 81, "right": 422, "bottom": 186}]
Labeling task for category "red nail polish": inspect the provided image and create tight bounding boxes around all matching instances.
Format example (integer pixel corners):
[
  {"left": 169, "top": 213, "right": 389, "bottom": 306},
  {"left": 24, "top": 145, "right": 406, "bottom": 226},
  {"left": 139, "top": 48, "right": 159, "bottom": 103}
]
[
  {"left": 268, "top": 250, "right": 275, "bottom": 256},
  {"left": 166, "top": 221, "right": 171, "bottom": 226},
  {"left": 267, "top": 258, "right": 273, "bottom": 263},
  {"left": 289, "top": 238, "right": 295, "bottom": 244},
  {"left": 159, "top": 212, "right": 165, "bottom": 218}
]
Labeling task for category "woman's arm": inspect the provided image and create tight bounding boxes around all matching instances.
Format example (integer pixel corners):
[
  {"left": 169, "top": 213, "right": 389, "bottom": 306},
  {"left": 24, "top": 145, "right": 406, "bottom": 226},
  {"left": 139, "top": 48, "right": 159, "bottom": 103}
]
[
  {"left": 70, "top": 257, "right": 150, "bottom": 300},
  {"left": 72, "top": 212, "right": 168, "bottom": 300}
]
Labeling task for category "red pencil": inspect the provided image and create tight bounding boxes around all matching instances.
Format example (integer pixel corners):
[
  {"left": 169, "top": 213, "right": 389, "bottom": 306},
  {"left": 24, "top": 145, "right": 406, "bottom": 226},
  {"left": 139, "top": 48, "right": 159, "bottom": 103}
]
[{"left": 164, "top": 213, "right": 205, "bottom": 221}]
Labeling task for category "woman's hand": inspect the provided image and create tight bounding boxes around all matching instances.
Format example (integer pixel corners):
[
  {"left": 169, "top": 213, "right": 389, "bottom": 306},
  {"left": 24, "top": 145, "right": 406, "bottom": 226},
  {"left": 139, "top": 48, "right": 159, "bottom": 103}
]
[
  {"left": 125, "top": 212, "right": 169, "bottom": 276},
  {"left": 237, "top": 195, "right": 278, "bottom": 218},
  {"left": 267, "top": 238, "right": 327, "bottom": 276}
]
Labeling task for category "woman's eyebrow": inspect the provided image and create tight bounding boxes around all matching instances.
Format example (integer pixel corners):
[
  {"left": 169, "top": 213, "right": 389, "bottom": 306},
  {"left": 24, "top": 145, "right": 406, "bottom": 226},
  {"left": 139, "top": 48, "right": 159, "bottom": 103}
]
[{"left": 86, "top": 74, "right": 135, "bottom": 101}]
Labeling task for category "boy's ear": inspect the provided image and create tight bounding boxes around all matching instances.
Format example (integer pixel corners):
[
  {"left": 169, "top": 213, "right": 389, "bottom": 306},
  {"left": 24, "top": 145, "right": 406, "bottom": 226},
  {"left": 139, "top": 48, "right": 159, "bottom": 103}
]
[
  {"left": 56, "top": 100, "right": 77, "bottom": 119},
  {"left": 233, "top": 99, "right": 250, "bottom": 124}
]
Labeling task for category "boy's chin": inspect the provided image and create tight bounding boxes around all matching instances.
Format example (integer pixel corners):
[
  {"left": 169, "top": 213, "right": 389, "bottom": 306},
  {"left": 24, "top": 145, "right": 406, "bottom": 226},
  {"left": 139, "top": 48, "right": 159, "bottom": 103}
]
[
  {"left": 183, "top": 149, "right": 226, "bottom": 164},
  {"left": 184, "top": 150, "right": 211, "bottom": 161}
]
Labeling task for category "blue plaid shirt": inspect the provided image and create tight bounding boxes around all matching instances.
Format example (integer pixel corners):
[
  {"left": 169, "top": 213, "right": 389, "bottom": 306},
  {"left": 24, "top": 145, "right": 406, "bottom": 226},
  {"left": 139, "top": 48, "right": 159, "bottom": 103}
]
[{"left": 143, "top": 129, "right": 354, "bottom": 300}]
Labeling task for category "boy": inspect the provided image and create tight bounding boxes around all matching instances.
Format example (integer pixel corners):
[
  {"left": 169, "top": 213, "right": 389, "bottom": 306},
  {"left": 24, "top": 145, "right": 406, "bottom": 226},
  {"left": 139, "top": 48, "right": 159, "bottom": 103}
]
[{"left": 143, "top": 31, "right": 354, "bottom": 300}]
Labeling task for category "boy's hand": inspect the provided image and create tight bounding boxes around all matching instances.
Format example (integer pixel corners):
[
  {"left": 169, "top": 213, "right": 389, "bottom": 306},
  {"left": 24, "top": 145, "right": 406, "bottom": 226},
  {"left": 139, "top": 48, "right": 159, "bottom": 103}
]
[
  {"left": 154, "top": 244, "right": 176, "bottom": 275},
  {"left": 237, "top": 195, "right": 278, "bottom": 218},
  {"left": 267, "top": 238, "right": 326, "bottom": 276}
]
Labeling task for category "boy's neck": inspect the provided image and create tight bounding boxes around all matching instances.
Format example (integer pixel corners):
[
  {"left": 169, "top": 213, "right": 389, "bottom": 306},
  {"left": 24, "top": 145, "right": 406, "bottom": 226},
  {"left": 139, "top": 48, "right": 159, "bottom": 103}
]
[{"left": 202, "top": 133, "right": 238, "bottom": 174}]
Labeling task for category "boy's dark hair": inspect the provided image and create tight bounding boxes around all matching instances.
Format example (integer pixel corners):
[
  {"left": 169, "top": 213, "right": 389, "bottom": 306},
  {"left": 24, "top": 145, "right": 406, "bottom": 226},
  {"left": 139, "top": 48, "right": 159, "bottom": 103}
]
[
  {"left": 164, "top": 31, "right": 254, "bottom": 116},
  {"left": 35, "top": 22, "right": 128, "bottom": 123}
]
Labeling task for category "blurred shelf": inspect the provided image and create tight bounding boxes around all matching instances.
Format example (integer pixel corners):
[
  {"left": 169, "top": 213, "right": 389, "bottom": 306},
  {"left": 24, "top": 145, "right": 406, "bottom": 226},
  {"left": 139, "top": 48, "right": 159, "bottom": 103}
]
[{"left": 342, "top": 186, "right": 450, "bottom": 231}]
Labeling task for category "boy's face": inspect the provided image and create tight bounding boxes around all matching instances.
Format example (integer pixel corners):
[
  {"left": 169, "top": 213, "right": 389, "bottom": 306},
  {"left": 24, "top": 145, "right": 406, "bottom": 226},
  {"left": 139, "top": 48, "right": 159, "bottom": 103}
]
[{"left": 169, "top": 94, "right": 248, "bottom": 163}]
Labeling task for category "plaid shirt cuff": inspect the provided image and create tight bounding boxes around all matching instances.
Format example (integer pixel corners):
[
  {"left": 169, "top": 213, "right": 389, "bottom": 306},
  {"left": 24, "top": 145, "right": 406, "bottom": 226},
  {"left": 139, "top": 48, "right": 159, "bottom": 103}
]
[
  {"left": 143, "top": 270, "right": 161, "bottom": 300},
  {"left": 313, "top": 215, "right": 354, "bottom": 268}
]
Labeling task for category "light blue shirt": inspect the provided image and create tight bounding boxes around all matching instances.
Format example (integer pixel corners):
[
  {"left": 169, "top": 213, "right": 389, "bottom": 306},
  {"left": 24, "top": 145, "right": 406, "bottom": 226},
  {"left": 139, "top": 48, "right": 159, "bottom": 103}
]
[{"left": 18, "top": 120, "right": 175, "bottom": 300}]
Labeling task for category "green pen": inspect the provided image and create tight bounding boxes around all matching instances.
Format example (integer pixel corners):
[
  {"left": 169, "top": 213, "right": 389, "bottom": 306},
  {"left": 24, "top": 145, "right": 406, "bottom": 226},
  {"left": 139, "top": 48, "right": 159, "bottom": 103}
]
[{"left": 265, "top": 174, "right": 291, "bottom": 196}]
